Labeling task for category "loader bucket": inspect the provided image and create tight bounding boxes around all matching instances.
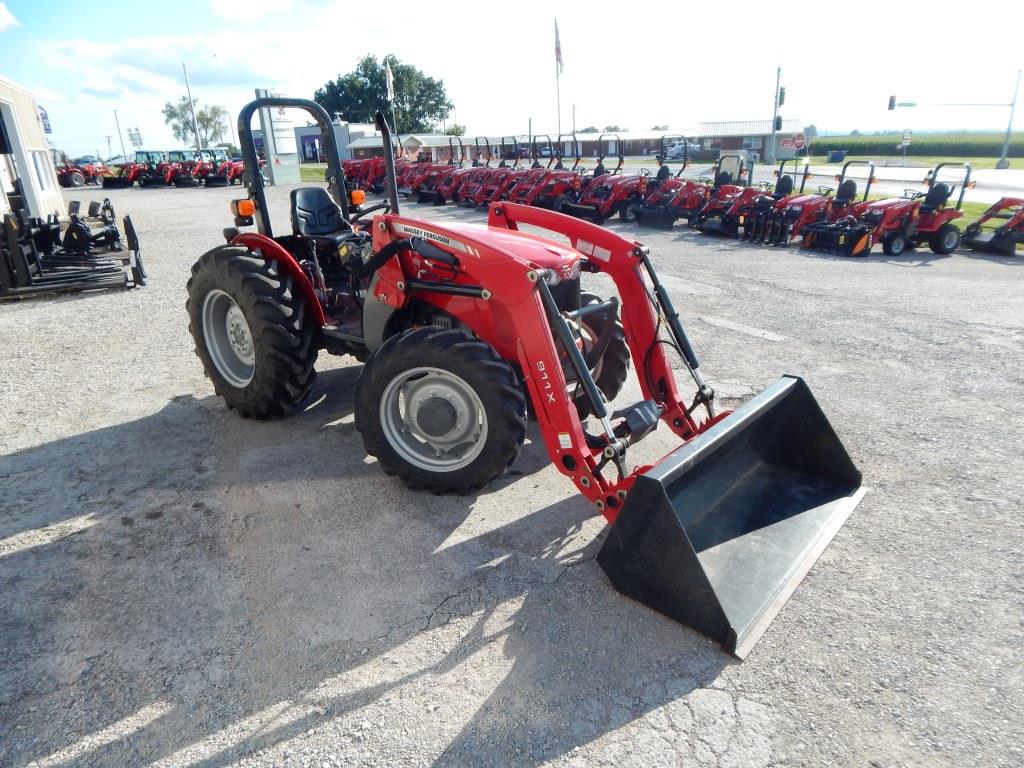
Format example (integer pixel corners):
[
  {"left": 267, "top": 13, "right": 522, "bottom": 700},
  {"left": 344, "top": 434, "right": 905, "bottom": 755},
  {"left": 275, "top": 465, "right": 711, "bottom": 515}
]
[
  {"left": 598, "top": 375, "right": 863, "bottom": 658},
  {"left": 560, "top": 201, "right": 604, "bottom": 223},
  {"left": 635, "top": 206, "right": 677, "bottom": 229}
]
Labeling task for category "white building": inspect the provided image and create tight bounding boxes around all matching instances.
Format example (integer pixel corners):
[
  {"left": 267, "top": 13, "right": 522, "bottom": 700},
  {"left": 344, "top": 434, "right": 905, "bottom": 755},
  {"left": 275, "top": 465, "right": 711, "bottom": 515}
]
[{"left": 1, "top": 76, "right": 64, "bottom": 218}]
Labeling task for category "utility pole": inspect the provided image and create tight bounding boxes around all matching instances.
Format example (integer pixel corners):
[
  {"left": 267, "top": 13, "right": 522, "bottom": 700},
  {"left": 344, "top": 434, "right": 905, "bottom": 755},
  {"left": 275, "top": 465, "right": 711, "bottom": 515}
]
[
  {"left": 768, "top": 65, "right": 781, "bottom": 164},
  {"left": 182, "top": 62, "right": 203, "bottom": 152},
  {"left": 112, "top": 110, "right": 128, "bottom": 162},
  {"left": 996, "top": 68, "right": 1020, "bottom": 170},
  {"left": 104, "top": 135, "right": 112, "bottom": 159}
]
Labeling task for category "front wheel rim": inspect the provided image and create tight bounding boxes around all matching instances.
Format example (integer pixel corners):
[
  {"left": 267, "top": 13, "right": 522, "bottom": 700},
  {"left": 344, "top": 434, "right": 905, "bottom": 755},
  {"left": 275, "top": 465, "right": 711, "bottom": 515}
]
[
  {"left": 943, "top": 230, "right": 958, "bottom": 250},
  {"left": 379, "top": 367, "right": 488, "bottom": 472},
  {"left": 202, "top": 289, "right": 255, "bottom": 388}
]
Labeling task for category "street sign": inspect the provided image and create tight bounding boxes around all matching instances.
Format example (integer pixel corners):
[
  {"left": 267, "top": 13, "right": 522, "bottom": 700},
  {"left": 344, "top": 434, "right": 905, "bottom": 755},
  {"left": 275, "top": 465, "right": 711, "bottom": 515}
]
[
  {"left": 902, "top": 129, "right": 912, "bottom": 146},
  {"left": 793, "top": 132, "right": 806, "bottom": 150}
]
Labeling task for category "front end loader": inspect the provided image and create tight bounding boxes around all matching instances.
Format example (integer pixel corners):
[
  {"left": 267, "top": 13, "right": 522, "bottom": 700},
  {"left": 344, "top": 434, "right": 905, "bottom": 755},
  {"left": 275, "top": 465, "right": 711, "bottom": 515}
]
[
  {"left": 186, "top": 98, "right": 864, "bottom": 658},
  {"left": 962, "top": 197, "right": 1023, "bottom": 257}
]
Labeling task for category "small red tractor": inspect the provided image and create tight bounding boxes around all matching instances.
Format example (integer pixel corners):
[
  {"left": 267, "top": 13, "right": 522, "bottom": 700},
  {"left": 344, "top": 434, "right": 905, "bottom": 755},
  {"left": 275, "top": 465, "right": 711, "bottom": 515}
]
[
  {"left": 504, "top": 136, "right": 556, "bottom": 203},
  {"left": 206, "top": 149, "right": 251, "bottom": 187},
  {"left": 742, "top": 160, "right": 811, "bottom": 242},
  {"left": 636, "top": 155, "right": 745, "bottom": 229},
  {"left": 962, "top": 197, "right": 1024, "bottom": 257},
  {"left": 802, "top": 163, "right": 971, "bottom": 257},
  {"left": 102, "top": 151, "right": 164, "bottom": 188},
  {"left": 186, "top": 97, "right": 864, "bottom": 658},
  {"left": 415, "top": 138, "right": 465, "bottom": 203},
  {"left": 57, "top": 160, "right": 104, "bottom": 188},
  {"left": 564, "top": 137, "right": 662, "bottom": 223},
  {"left": 755, "top": 160, "right": 876, "bottom": 246},
  {"left": 464, "top": 138, "right": 526, "bottom": 208}
]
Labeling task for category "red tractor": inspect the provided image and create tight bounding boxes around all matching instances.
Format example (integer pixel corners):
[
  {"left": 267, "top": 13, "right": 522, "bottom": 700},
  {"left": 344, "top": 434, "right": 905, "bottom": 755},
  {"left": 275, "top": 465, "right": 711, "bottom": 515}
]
[
  {"left": 754, "top": 160, "right": 876, "bottom": 246},
  {"left": 564, "top": 137, "right": 661, "bottom": 223},
  {"left": 102, "top": 151, "right": 163, "bottom": 188},
  {"left": 57, "top": 160, "right": 104, "bottom": 188},
  {"left": 415, "top": 138, "right": 465, "bottom": 203},
  {"left": 742, "top": 160, "right": 810, "bottom": 242},
  {"left": 186, "top": 97, "right": 864, "bottom": 659},
  {"left": 962, "top": 197, "right": 1024, "bottom": 257},
  {"left": 464, "top": 137, "right": 528, "bottom": 208},
  {"left": 636, "top": 155, "right": 745, "bottom": 229},
  {"left": 802, "top": 163, "right": 971, "bottom": 257}
]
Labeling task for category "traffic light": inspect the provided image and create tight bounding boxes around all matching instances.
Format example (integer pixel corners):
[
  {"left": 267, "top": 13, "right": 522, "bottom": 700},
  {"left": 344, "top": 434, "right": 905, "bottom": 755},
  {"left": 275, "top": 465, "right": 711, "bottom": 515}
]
[
  {"left": 774, "top": 115, "right": 783, "bottom": 131},
  {"left": 778, "top": 87, "right": 786, "bottom": 106},
  {"left": 888, "top": 95, "right": 896, "bottom": 111}
]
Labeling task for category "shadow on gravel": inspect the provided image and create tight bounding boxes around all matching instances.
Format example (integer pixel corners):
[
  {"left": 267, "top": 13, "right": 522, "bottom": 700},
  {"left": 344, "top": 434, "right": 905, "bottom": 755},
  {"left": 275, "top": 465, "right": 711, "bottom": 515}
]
[{"left": 0, "top": 365, "right": 727, "bottom": 768}]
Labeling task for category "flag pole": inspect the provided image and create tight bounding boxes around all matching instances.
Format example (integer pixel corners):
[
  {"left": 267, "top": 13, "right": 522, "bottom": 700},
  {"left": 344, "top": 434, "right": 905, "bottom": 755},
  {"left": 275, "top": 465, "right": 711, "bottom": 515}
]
[{"left": 554, "top": 19, "right": 562, "bottom": 138}]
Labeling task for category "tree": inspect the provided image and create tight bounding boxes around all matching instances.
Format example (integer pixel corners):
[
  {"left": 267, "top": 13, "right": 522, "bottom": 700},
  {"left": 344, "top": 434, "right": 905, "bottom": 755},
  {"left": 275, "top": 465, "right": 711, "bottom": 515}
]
[
  {"left": 445, "top": 123, "right": 466, "bottom": 136},
  {"left": 850, "top": 129, "right": 861, "bottom": 136},
  {"left": 314, "top": 54, "right": 453, "bottom": 133},
  {"left": 578, "top": 126, "right": 599, "bottom": 133},
  {"left": 803, "top": 124, "right": 818, "bottom": 139},
  {"left": 162, "top": 97, "right": 229, "bottom": 147},
  {"left": 652, "top": 124, "right": 669, "bottom": 131},
  {"left": 602, "top": 124, "right": 626, "bottom": 132}
]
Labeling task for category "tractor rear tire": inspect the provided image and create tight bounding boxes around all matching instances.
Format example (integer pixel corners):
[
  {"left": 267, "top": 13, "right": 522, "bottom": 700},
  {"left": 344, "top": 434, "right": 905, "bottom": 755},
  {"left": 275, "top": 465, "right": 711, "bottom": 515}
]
[
  {"left": 553, "top": 194, "right": 572, "bottom": 213},
  {"left": 355, "top": 327, "right": 526, "bottom": 495},
  {"left": 574, "top": 292, "right": 630, "bottom": 420},
  {"left": 187, "top": 246, "right": 318, "bottom": 419},
  {"left": 929, "top": 223, "right": 960, "bottom": 255},
  {"left": 882, "top": 232, "right": 907, "bottom": 256},
  {"left": 68, "top": 171, "right": 85, "bottom": 188}
]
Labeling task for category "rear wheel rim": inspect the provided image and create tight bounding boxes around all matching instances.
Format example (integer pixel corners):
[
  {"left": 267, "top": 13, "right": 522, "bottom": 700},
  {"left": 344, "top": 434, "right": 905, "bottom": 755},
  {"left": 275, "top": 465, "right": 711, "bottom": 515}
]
[
  {"left": 943, "top": 229, "right": 958, "bottom": 250},
  {"left": 380, "top": 367, "right": 487, "bottom": 472},
  {"left": 202, "top": 289, "right": 255, "bottom": 388}
]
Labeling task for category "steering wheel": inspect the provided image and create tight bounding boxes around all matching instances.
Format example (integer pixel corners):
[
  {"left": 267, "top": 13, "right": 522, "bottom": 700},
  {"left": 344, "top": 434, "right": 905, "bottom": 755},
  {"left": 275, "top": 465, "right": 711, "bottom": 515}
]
[
  {"left": 640, "top": 168, "right": 651, "bottom": 177},
  {"left": 902, "top": 188, "right": 924, "bottom": 200},
  {"left": 818, "top": 185, "right": 833, "bottom": 196},
  {"left": 351, "top": 200, "right": 391, "bottom": 222},
  {"left": 760, "top": 181, "right": 773, "bottom": 191},
  {"left": 697, "top": 176, "right": 712, "bottom": 184}
]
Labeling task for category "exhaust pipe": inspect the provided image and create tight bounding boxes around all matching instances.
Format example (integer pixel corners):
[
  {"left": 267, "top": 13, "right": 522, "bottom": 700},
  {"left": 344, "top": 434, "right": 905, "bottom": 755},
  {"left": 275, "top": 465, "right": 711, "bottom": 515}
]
[{"left": 375, "top": 111, "right": 400, "bottom": 216}]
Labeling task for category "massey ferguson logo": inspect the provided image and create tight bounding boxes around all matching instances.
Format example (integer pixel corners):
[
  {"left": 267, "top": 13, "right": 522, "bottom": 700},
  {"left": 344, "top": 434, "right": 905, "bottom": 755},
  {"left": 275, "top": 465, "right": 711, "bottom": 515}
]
[
  {"left": 397, "top": 224, "right": 451, "bottom": 247},
  {"left": 536, "top": 360, "right": 556, "bottom": 403}
]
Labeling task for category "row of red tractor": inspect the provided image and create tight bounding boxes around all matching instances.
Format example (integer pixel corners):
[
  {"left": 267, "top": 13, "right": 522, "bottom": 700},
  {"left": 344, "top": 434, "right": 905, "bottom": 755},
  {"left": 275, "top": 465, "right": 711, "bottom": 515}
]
[
  {"left": 341, "top": 135, "right": 1021, "bottom": 258},
  {"left": 55, "top": 149, "right": 265, "bottom": 190}
]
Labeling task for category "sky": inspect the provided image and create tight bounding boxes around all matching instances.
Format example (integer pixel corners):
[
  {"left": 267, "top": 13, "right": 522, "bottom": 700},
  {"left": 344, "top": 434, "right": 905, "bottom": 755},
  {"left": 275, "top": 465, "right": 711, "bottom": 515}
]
[{"left": 1, "top": 0, "right": 1021, "bottom": 157}]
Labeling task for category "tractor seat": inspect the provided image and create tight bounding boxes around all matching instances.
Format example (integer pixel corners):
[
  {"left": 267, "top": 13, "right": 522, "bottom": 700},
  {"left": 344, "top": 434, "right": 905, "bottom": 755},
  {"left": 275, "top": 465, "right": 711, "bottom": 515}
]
[
  {"left": 834, "top": 179, "right": 858, "bottom": 205},
  {"left": 715, "top": 171, "right": 733, "bottom": 187},
  {"left": 774, "top": 174, "right": 794, "bottom": 198},
  {"left": 920, "top": 182, "right": 951, "bottom": 213},
  {"left": 290, "top": 186, "right": 352, "bottom": 249}
]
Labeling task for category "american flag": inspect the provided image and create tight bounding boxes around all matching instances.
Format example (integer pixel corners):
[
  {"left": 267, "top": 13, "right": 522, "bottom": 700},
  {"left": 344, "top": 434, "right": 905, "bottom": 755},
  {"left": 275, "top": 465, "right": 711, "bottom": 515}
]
[
  {"left": 385, "top": 60, "right": 395, "bottom": 102},
  {"left": 555, "top": 20, "right": 563, "bottom": 75}
]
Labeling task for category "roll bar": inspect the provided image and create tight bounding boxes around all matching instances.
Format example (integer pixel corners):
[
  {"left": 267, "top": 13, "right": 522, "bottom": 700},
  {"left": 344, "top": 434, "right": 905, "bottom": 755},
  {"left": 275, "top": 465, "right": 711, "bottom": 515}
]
[
  {"left": 927, "top": 162, "right": 972, "bottom": 211},
  {"left": 237, "top": 97, "right": 348, "bottom": 237}
]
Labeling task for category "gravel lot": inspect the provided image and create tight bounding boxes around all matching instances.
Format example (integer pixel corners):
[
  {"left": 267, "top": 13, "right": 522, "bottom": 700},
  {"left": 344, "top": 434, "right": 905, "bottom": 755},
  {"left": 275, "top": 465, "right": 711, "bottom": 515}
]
[{"left": 1, "top": 182, "right": 1021, "bottom": 767}]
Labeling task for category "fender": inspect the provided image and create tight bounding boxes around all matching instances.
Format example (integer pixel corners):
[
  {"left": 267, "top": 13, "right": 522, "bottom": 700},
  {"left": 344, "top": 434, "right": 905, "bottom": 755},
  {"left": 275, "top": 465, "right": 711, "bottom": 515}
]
[{"left": 231, "top": 232, "right": 326, "bottom": 326}]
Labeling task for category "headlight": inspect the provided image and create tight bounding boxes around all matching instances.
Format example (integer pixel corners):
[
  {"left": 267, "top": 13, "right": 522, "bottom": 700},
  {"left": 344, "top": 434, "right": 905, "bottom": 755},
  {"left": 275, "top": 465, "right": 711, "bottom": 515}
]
[{"left": 789, "top": 206, "right": 803, "bottom": 214}]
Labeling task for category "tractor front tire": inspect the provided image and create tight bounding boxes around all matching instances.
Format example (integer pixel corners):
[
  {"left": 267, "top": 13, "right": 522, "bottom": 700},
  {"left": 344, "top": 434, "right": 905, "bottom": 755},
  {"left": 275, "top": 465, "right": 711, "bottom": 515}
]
[
  {"left": 882, "top": 232, "right": 907, "bottom": 256},
  {"left": 574, "top": 292, "right": 630, "bottom": 420},
  {"left": 929, "top": 223, "right": 960, "bottom": 255},
  {"left": 355, "top": 327, "right": 526, "bottom": 495},
  {"left": 187, "top": 246, "right": 318, "bottom": 419},
  {"left": 619, "top": 197, "right": 641, "bottom": 223}
]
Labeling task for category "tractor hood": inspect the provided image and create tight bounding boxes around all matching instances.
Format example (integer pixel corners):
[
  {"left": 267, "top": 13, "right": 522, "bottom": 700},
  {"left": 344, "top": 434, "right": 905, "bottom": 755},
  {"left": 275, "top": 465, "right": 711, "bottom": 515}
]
[{"left": 385, "top": 217, "right": 582, "bottom": 274}]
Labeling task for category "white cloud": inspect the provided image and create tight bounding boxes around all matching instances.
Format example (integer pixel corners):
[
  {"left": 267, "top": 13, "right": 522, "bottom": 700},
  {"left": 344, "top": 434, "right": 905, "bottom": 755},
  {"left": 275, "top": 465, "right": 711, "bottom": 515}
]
[{"left": 0, "top": 2, "right": 19, "bottom": 32}]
